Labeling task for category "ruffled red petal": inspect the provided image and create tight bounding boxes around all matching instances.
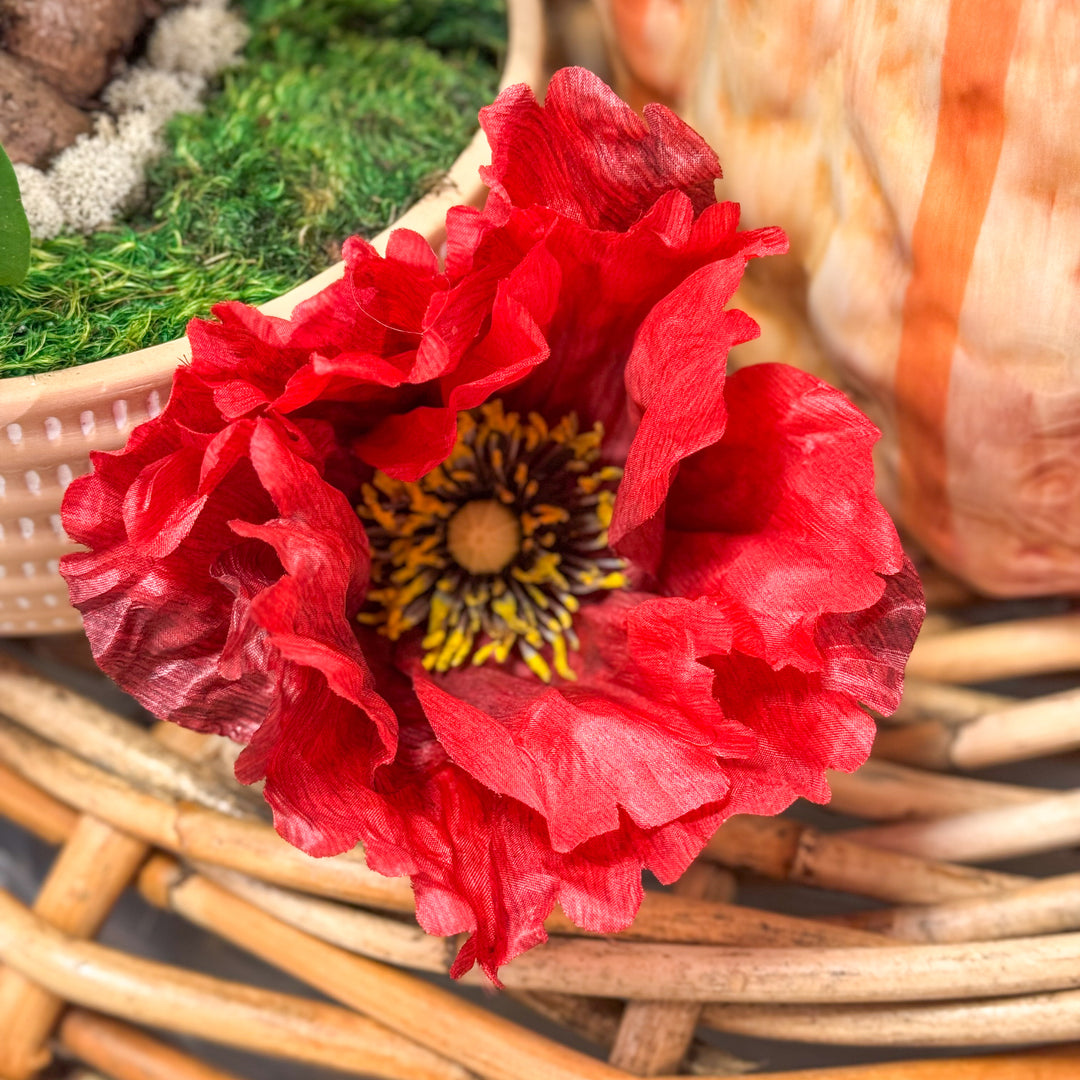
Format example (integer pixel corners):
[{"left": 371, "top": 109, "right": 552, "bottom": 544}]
[
  {"left": 480, "top": 194, "right": 787, "bottom": 453},
  {"left": 479, "top": 67, "right": 722, "bottom": 230},
  {"left": 62, "top": 398, "right": 277, "bottom": 741},
  {"left": 352, "top": 241, "right": 557, "bottom": 480},
  {"left": 59, "top": 67, "right": 924, "bottom": 985},
  {"left": 609, "top": 257, "right": 761, "bottom": 571},
  {"left": 342, "top": 715, "right": 726, "bottom": 982},
  {"left": 184, "top": 231, "right": 460, "bottom": 433},
  {"left": 61, "top": 401, "right": 395, "bottom": 766},
  {"left": 661, "top": 363, "right": 909, "bottom": 667},
  {"left": 408, "top": 595, "right": 746, "bottom": 853},
  {"left": 231, "top": 420, "right": 396, "bottom": 749}
]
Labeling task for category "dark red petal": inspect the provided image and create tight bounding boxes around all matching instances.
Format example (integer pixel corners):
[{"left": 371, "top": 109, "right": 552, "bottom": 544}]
[
  {"left": 480, "top": 67, "right": 722, "bottom": 230},
  {"left": 496, "top": 193, "right": 785, "bottom": 450},
  {"left": 120, "top": 445, "right": 206, "bottom": 558},
  {"left": 235, "top": 663, "right": 394, "bottom": 856},
  {"left": 704, "top": 653, "right": 876, "bottom": 810},
  {"left": 816, "top": 555, "right": 925, "bottom": 716},
  {"left": 337, "top": 717, "right": 722, "bottom": 982},
  {"left": 353, "top": 241, "right": 557, "bottom": 480},
  {"left": 184, "top": 231, "right": 455, "bottom": 427},
  {"left": 61, "top": 415, "right": 279, "bottom": 742},
  {"left": 187, "top": 300, "right": 323, "bottom": 418}
]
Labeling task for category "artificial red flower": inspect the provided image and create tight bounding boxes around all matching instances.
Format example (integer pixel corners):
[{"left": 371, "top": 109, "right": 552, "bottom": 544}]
[{"left": 61, "top": 68, "right": 924, "bottom": 981}]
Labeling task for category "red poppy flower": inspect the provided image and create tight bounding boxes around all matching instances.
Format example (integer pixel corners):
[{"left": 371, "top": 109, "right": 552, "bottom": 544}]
[{"left": 61, "top": 68, "right": 924, "bottom": 981}]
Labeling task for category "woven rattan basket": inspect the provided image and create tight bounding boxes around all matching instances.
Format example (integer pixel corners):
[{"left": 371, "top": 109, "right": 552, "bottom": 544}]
[
  {"left": 0, "top": 0, "right": 544, "bottom": 640},
  {"left": 3, "top": 575, "right": 1080, "bottom": 1079}
]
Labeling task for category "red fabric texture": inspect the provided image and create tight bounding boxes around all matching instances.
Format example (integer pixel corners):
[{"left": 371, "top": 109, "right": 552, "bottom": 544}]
[{"left": 61, "top": 68, "right": 924, "bottom": 981}]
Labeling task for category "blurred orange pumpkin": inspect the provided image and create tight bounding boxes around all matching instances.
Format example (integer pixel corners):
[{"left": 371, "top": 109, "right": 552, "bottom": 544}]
[{"left": 597, "top": 0, "right": 1080, "bottom": 597}]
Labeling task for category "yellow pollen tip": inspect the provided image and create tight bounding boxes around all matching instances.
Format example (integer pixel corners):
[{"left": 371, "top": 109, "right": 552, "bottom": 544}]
[{"left": 446, "top": 499, "right": 521, "bottom": 576}]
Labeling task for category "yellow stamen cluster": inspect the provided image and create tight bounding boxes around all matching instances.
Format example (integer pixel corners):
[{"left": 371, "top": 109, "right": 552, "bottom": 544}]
[{"left": 356, "top": 401, "right": 627, "bottom": 682}]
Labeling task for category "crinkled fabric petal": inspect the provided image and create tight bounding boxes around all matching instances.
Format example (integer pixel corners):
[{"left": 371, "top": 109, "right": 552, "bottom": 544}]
[
  {"left": 479, "top": 67, "right": 722, "bottom": 230},
  {"left": 122, "top": 419, "right": 259, "bottom": 559},
  {"left": 493, "top": 195, "right": 786, "bottom": 450},
  {"left": 230, "top": 418, "right": 397, "bottom": 757},
  {"left": 816, "top": 556, "right": 925, "bottom": 715},
  {"left": 411, "top": 593, "right": 763, "bottom": 853},
  {"left": 235, "top": 661, "right": 395, "bottom": 857},
  {"left": 661, "top": 363, "right": 907, "bottom": 668},
  {"left": 61, "top": 412, "right": 279, "bottom": 742},
  {"left": 353, "top": 240, "right": 557, "bottom": 480},
  {"left": 186, "top": 231, "right": 455, "bottom": 423},
  {"left": 187, "top": 296, "right": 348, "bottom": 419},
  {"left": 363, "top": 741, "right": 558, "bottom": 981},
  {"left": 609, "top": 258, "right": 762, "bottom": 572},
  {"left": 350, "top": 717, "right": 724, "bottom": 982},
  {"left": 705, "top": 652, "right": 876, "bottom": 809},
  {"left": 219, "top": 421, "right": 402, "bottom": 857}
]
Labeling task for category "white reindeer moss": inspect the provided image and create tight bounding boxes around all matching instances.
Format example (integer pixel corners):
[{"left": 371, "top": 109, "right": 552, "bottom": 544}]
[
  {"left": 11, "top": 163, "right": 63, "bottom": 241},
  {"left": 103, "top": 67, "right": 207, "bottom": 126},
  {"left": 16, "top": 0, "right": 249, "bottom": 238},
  {"left": 148, "top": 0, "right": 251, "bottom": 78}
]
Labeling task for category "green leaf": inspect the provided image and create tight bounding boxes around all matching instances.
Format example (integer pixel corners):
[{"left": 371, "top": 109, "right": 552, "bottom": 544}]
[{"left": 0, "top": 141, "right": 31, "bottom": 287}]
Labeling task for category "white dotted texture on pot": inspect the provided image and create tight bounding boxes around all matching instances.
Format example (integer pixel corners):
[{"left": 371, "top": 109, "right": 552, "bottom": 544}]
[{"left": 0, "top": 349, "right": 180, "bottom": 636}]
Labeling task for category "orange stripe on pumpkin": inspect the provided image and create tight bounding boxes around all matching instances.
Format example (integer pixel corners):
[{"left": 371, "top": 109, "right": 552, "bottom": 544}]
[{"left": 895, "top": 0, "right": 1022, "bottom": 561}]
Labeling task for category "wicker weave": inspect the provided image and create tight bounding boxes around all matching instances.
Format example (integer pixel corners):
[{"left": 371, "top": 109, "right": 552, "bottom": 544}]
[{"left": 1, "top": 569, "right": 1080, "bottom": 1079}]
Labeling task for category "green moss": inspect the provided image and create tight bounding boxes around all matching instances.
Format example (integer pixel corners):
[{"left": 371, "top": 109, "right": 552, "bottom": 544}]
[{"left": 0, "top": 0, "right": 503, "bottom": 378}]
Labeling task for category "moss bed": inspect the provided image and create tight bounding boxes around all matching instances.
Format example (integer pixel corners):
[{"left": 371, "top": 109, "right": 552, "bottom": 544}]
[{"left": 0, "top": 0, "right": 504, "bottom": 379}]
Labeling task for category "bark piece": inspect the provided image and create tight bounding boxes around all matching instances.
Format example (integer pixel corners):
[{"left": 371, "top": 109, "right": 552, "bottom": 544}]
[
  {"left": 0, "top": 52, "right": 92, "bottom": 167},
  {"left": 0, "top": 0, "right": 146, "bottom": 103}
]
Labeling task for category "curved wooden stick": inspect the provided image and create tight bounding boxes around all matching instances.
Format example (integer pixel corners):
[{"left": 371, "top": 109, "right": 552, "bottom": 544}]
[
  {"left": 0, "top": 760, "right": 76, "bottom": 842},
  {"left": 904, "top": 614, "right": 1080, "bottom": 684},
  {"left": 14, "top": 753, "right": 1080, "bottom": 1003},
  {"left": 704, "top": 816, "right": 1025, "bottom": 904},
  {"left": 606, "top": 864, "right": 735, "bottom": 1075},
  {"left": 833, "top": 873, "right": 1080, "bottom": 944},
  {"left": 846, "top": 790, "right": 1080, "bottom": 863},
  {"left": 746, "top": 1052, "right": 1080, "bottom": 1080},
  {"left": 888, "top": 680, "right": 1014, "bottom": 725},
  {"left": 149, "top": 859, "right": 1080, "bottom": 1006},
  {"left": 0, "top": 816, "right": 147, "bottom": 1079},
  {"left": 826, "top": 759, "right": 1047, "bottom": 821},
  {"left": 875, "top": 687, "right": 1080, "bottom": 770},
  {"left": 0, "top": 715, "right": 416, "bottom": 911},
  {"left": 148, "top": 865, "right": 632, "bottom": 1080},
  {"left": 6, "top": 778, "right": 1080, "bottom": 1075},
  {"left": 703, "top": 991, "right": 1080, "bottom": 1048},
  {"left": 59, "top": 1009, "right": 246, "bottom": 1080},
  {"left": 0, "top": 888, "right": 475, "bottom": 1080}
]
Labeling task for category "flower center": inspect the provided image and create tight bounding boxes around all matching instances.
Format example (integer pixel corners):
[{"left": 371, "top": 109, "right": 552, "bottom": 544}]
[
  {"left": 446, "top": 499, "right": 521, "bottom": 575},
  {"left": 356, "top": 400, "right": 627, "bottom": 681}
]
